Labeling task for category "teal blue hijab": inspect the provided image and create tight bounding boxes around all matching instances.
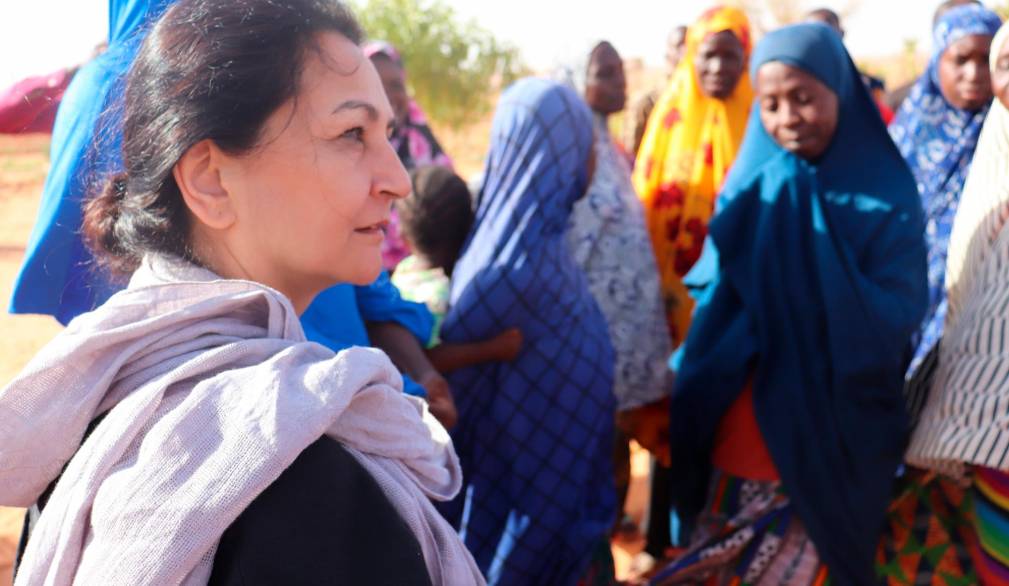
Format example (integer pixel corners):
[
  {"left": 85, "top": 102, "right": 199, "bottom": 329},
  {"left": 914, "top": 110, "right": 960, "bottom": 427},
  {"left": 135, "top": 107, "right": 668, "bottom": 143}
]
[{"left": 670, "top": 24, "right": 928, "bottom": 585}]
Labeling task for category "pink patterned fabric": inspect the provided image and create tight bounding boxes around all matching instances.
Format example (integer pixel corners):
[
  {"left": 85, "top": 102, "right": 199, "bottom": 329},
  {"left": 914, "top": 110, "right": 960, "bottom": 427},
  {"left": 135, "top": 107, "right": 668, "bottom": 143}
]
[
  {"left": 0, "top": 69, "right": 72, "bottom": 134},
  {"left": 364, "top": 41, "right": 454, "bottom": 270}
]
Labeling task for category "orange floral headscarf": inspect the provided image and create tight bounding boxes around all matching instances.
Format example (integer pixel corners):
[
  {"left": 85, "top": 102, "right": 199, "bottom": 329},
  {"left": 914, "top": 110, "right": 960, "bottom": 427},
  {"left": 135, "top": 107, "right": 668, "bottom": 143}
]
[{"left": 632, "top": 6, "right": 754, "bottom": 347}]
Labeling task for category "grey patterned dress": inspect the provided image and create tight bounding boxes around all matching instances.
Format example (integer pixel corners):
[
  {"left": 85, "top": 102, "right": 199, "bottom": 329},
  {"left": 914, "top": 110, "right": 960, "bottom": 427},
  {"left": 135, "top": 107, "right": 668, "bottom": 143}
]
[{"left": 568, "top": 114, "right": 673, "bottom": 411}]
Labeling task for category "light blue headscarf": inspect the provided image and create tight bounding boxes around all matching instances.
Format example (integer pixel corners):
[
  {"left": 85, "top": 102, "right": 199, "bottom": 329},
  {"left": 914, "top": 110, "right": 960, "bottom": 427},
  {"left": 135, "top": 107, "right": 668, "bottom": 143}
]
[
  {"left": 9, "top": 0, "right": 173, "bottom": 324},
  {"left": 441, "top": 78, "right": 616, "bottom": 585},
  {"left": 890, "top": 4, "right": 1002, "bottom": 377},
  {"left": 669, "top": 24, "right": 928, "bottom": 586}
]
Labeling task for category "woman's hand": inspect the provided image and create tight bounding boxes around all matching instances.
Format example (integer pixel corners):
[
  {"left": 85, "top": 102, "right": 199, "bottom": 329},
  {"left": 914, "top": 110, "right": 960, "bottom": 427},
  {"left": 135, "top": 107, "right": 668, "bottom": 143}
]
[
  {"left": 417, "top": 370, "right": 458, "bottom": 430},
  {"left": 366, "top": 321, "right": 459, "bottom": 429},
  {"left": 486, "top": 327, "right": 523, "bottom": 362}
]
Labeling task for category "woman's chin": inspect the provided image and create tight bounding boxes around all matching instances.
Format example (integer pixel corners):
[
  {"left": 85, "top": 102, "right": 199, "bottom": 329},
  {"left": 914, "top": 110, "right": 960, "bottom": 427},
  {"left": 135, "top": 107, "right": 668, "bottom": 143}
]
[{"left": 340, "top": 259, "right": 384, "bottom": 286}]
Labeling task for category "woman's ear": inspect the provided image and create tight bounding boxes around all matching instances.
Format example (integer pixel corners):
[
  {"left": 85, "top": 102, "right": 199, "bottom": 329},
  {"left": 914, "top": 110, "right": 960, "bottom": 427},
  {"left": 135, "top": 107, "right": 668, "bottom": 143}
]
[{"left": 173, "top": 139, "right": 236, "bottom": 230}]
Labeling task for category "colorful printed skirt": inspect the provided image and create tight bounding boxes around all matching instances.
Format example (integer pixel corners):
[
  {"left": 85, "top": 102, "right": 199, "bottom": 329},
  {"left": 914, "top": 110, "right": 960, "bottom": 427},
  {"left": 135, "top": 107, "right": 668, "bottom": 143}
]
[
  {"left": 971, "top": 466, "right": 1009, "bottom": 584},
  {"left": 650, "top": 470, "right": 829, "bottom": 585},
  {"left": 876, "top": 465, "right": 1009, "bottom": 585},
  {"left": 877, "top": 470, "right": 976, "bottom": 585}
]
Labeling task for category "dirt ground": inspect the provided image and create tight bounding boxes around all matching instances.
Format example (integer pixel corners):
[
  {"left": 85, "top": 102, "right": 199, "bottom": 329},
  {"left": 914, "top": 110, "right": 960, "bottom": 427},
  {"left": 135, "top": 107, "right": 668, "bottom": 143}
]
[
  {"left": 0, "top": 134, "right": 64, "bottom": 585},
  {"left": 0, "top": 133, "right": 651, "bottom": 583}
]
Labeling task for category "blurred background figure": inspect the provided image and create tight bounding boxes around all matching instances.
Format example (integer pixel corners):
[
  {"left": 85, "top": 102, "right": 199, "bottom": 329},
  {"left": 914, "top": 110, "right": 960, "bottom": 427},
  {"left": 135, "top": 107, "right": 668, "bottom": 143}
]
[
  {"left": 633, "top": 5, "right": 752, "bottom": 351},
  {"left": 901, "top": 21, "right": 1009, "bottom": 586},
  {"left": 8, "top": 0, "right": 172, "bottom": 325},
  {"left": 890, "top": 2, "right": 1001, "bottom": 383},
  {"left": 392, "top": 164, "right": 524, "bottom": 373},
  {"left": 805, "top": 6, "right": 894, "bottom": 123},
  {"left": 440, "top": 79, "right": 617, "bottom": 585},
  {"left": 884, "top": 0, "right": 983, "bottom": 112},
  {"left": 364, "top": 41, "right": 453, "bottom": 272},
  {"left": 660, "top": 22, "right": 927, "bottom": 585},
  {"left": 567, "top": 39, "right": 674, "bottom": 552},
  {"left": 625, "top": 25, "right": 687, "bottom": 159},
  {"left": 630, "top": 5, "right": 753, "bottom": 570}
]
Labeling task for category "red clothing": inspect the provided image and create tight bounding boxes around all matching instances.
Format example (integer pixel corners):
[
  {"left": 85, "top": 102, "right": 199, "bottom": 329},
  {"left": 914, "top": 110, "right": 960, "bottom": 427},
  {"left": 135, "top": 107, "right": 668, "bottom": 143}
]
[
  {"left": 0, "top": 69, "right": 73, "bottom": 134},
  {"left": 874, "top": 93, "right": 895, "bottom": 126},
  {"left": 712, "top": 384, "right": 779, "bottom": 481}
]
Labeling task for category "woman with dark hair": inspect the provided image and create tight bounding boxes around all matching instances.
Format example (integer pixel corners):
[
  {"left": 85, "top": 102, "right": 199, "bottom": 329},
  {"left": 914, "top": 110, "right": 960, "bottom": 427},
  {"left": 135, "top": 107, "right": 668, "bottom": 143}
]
[{"left": 0, "top": 1, "right": 482, "bottom": 584}]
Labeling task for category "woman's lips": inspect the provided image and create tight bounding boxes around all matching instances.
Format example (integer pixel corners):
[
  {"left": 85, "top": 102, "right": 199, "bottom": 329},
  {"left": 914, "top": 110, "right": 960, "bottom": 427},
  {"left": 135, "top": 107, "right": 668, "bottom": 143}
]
[
  {"left": 960, "top": 85, "right": 989, "bottom": 99},
  {"left": 354, "top": 220, "right": 389, "bottom": 239}
]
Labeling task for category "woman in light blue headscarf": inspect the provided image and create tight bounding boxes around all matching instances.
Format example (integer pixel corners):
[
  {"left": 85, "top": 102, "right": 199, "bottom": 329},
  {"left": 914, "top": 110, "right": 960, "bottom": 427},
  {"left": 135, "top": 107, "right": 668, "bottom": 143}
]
[
  {"left": 890, "top": 4, "right": 1001, "bottom": 379},
  {"left": 440, "top": 78, "right": 616, "bottom": 585},
  {"left": 9, "top": 0, "right": 173, "bottom": 325},
  {"left": 656, "top": 23, "right": 927, "bottom": 586}
]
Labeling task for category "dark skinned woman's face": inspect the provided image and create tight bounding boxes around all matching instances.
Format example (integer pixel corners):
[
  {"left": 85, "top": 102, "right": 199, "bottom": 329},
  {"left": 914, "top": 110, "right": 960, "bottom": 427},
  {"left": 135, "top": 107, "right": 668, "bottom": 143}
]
[
  {"left": 757, "top": 62, "right": 840, "bottom": 161},
  {"left": 695, "top": 30, "right": 745, "bottom": 100},
  {"left": 991, "top": 40, "right": 1009, "bottom": 110},
  {"left": 938, "top": 34, "right": 994, "bottom": 111},
  {"left": 585, "top": 43, "right": 627, "bottom": 115},
  {"left": 370, "top": 55, "right": 410, "bottom": 125}
]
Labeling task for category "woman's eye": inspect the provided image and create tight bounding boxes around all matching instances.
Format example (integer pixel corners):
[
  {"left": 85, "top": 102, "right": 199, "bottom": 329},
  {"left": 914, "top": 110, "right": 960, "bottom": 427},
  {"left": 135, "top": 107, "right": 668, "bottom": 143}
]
[{"left": 341, "top": 127, "right": 364, "bottom": 142}]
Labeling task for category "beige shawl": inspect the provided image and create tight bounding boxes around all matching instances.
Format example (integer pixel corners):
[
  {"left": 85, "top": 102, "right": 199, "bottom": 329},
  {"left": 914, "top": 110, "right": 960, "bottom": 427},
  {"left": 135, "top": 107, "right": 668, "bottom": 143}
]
[{"left": 0, "top": 256, "right": 484, "bottom": 585}]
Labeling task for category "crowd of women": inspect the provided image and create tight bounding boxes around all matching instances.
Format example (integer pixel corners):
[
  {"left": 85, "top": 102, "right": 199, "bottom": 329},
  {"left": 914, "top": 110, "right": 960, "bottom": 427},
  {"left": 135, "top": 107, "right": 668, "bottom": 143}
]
[{"left": 4, "top": 0, "right": 1009, "bottom": 584}]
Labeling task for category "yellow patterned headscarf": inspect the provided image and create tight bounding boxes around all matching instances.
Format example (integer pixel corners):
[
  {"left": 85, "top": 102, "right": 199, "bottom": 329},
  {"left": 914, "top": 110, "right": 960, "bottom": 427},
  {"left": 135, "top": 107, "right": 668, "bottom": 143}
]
[{"left": 632, "top": 5, "right": 754, "bottom": 347}]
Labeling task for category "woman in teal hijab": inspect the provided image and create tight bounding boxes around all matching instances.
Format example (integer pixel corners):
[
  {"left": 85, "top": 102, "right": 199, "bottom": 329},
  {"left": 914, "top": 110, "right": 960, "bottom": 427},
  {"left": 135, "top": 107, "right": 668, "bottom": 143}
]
[{"left": 658, "top": 24, "right": 928, "bottom": 585}]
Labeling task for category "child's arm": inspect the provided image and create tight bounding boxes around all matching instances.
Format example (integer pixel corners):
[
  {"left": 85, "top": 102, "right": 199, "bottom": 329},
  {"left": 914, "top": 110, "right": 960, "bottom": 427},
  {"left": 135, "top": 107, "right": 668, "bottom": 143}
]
[{"left": 426, "top": 328, "right": 523, "bottom": 374}]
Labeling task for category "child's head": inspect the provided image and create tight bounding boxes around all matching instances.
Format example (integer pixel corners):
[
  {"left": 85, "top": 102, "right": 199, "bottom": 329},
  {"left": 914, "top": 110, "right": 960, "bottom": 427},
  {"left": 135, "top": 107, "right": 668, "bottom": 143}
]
[{"left": 398, "top": 166, "right": 474, "bottom": 275}]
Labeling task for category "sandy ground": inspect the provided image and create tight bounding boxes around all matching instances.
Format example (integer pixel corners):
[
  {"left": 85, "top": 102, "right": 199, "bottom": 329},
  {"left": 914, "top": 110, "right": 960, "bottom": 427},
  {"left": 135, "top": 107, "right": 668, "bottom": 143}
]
[{"left": 0, "top": 134, "right": 64, "bottom": 585}]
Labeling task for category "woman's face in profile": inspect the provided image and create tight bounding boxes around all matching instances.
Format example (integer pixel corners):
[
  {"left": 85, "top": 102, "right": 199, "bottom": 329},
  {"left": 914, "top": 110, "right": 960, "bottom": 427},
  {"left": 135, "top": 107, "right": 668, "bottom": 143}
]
[{"left": 218, "top": 32, "right": 410, "bottom": 293}]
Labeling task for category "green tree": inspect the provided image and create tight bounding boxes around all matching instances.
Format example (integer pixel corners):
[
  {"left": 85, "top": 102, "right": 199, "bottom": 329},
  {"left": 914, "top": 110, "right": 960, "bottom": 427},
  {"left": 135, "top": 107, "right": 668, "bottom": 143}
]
[{"left": 353, "top": 0, "right": 527, "bottom": 128}]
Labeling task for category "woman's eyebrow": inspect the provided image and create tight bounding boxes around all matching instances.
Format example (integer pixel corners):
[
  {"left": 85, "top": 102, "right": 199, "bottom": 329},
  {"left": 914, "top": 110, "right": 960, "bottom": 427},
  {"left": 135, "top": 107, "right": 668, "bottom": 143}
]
[{"left": 331, "top": 100, "right": 379, "bottom": 120}]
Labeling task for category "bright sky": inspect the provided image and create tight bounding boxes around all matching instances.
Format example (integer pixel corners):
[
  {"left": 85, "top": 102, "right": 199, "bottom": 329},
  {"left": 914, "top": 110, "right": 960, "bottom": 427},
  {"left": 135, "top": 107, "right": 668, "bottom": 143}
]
[{"left": 0, "top": 0, "right": 991, "bottom": 90}]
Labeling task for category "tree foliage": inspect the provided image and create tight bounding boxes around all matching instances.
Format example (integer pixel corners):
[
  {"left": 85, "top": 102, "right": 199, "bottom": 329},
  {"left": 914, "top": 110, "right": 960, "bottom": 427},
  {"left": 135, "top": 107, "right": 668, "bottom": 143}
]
[{"left": 352, "top": 0, "right": 527, "bottom": 128}]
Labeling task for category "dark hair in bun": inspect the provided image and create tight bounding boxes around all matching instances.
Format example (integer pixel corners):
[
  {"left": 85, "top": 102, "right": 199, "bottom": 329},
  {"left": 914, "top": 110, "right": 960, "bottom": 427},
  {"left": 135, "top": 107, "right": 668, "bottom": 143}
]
[{"left": 82, "top": 0, "right": 363, "bottom": 276}]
